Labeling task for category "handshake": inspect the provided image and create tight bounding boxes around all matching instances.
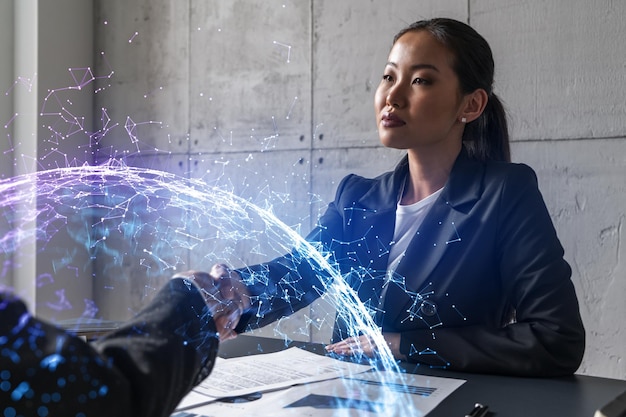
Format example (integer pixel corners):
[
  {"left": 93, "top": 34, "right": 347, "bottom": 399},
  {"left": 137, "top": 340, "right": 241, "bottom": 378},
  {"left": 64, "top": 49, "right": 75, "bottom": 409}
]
[{"left": 174, "top": 264, "right": 250, "bottom": 341}]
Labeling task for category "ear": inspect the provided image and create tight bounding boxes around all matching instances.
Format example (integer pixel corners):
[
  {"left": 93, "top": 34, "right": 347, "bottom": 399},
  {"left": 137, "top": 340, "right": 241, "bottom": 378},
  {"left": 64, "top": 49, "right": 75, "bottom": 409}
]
[{"left": 459, "top": 88, "right": 488, "bottom": 123}]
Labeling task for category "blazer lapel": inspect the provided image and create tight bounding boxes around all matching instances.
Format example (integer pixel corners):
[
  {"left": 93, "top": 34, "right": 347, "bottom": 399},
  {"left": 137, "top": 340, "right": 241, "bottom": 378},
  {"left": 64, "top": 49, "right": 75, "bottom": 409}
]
[
  {"left": 385, "top": 150, "right": 485, "bottom": 322},
  {"left": 352, "top": 157, "right": 408, "bottom": 273}
]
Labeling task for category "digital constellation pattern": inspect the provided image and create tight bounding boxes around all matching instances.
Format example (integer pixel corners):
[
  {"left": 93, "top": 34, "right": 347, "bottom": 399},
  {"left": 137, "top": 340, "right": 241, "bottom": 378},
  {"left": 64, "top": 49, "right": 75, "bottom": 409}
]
[
  {"left": 2, "top": 49, "right": 178, "bottom": 171},
  {"left": 39, "top": 57, "right": 116, "bottom": 144},
  {"left": 0, "top": 161, "right": 422, "bottom": 415},
  {"left": 0, "top": 18, "right": 455, "bottom": 415},
  {"left": 322, "top": 218, "right": 466, "bottom": 370},
  {"left": 273, "top": 40, "right": 292, "bottom": 63},
  {"left": 0, "top": 161, "right": 402, "bottom": 338}
]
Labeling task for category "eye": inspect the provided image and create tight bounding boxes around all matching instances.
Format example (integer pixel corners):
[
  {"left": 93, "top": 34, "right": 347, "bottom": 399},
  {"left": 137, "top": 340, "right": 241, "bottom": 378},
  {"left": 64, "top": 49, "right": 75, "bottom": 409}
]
[
  {"left": 412, "top": 77, "right": 431, "bottom": 85},
  {"left": 382, "top": 74, "right": 394, "bottom": 82}
]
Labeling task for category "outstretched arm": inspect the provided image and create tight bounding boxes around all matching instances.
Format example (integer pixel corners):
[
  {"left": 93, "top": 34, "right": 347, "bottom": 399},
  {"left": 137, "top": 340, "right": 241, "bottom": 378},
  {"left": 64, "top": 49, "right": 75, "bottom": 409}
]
[{"left": 0, "top": 276, "right": 231, "bottom": 417}]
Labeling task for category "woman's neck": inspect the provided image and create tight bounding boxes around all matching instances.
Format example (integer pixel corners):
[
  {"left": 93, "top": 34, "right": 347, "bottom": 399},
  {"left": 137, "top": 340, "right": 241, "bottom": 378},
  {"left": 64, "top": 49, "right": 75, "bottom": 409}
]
[{"left": 401, "top": 145, "right": 461, "bottom": 205}]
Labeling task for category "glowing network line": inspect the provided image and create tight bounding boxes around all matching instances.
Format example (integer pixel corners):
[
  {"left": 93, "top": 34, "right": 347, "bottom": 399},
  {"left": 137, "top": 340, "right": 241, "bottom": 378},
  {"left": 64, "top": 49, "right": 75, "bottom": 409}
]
[
  {"left": 0, "top": 22, "right": 434, "bottom": 415},
  {"left": 273, "top": 40, "right": 292, "bottom": 63},
  {"left": 0, "top": 160, "right": 424, "bottom": 413}
]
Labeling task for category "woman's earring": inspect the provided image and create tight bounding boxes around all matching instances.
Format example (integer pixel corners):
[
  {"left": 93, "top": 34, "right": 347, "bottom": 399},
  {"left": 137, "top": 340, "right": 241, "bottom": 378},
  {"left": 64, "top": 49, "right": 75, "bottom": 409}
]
[{"left": 461, "top": 117, "right": 467, "bottom": 123}]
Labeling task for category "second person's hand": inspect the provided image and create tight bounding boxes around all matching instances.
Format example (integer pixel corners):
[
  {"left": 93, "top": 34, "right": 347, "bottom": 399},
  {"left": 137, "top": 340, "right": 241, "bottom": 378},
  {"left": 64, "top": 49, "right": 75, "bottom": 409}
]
[{"left": 174, "top": 266, "right": 250, "bottom": 341}]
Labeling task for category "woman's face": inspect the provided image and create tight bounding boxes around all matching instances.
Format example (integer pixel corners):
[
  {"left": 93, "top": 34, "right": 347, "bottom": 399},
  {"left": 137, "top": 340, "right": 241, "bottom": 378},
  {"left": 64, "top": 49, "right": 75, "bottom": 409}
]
[{"left": 374, "top": 30, "right": 467, "bottom": 152}]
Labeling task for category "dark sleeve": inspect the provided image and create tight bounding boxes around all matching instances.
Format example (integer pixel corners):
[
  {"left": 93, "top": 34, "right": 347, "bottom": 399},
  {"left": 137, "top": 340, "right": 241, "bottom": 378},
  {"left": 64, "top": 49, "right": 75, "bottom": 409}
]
[
  {"left": 94, "top": 278, "right": 220, "bottom": 416},
  {"left": 1, "top": 292, "right": 132, "bottom": 416},
  {"left": 399, "top": 165, "right": 586, "bottom": 376},
  {"left": 0, "top": 278, "right": 219, "bottom": 417},
  {"left": 234, "top": 175, "right": 352, "bottom": 332}
]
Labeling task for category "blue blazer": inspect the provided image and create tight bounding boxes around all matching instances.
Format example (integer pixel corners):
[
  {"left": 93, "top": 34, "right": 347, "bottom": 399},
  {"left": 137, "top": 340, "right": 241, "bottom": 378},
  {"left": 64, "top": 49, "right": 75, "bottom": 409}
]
[{"left": 240, "top": 149, "right": 585, "bottom": 376}]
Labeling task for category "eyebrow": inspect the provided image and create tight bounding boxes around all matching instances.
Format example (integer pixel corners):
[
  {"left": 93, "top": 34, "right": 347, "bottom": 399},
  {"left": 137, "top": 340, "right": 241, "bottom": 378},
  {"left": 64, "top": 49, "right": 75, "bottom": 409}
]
[{"left": 385, "top": 62, "right": 440, "bottom": 72}]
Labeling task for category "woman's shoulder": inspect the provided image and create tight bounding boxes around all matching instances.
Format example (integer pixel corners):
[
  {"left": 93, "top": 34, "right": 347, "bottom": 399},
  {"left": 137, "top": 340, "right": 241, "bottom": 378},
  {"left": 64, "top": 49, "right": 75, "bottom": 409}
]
[
  {"left": 332, "top": 169, "right": 396, "bottom": 205},
  {"left": 483, "top": 160, "right": 539, "bottom": 184},
  {"left": 339, "top": 169, "right": 394, "bottom": 191},
  {"left": 338, "top": 170, "right": 392, "bottom": 187},
  {"left": 472, "top": 161, "right": 546, "bottom": 206}
]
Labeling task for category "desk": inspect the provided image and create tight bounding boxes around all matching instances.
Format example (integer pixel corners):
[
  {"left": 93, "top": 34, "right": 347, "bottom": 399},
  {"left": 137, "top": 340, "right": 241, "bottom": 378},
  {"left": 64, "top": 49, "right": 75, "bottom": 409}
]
[
  {"left": 218, "top": 335, "right": 626, "bottom": 417},
  {"left": 59, "top": 319, "right": 121, "bottom": 341}
]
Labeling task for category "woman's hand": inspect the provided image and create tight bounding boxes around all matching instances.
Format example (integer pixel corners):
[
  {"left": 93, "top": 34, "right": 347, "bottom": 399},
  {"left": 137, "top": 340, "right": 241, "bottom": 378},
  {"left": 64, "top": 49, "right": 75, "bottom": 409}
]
[
  {"left": 174, "top": 265, "right": 250, "bottom": 341},
  {"left": 325, "top": 333, "right": 403, "bottom": 360}
]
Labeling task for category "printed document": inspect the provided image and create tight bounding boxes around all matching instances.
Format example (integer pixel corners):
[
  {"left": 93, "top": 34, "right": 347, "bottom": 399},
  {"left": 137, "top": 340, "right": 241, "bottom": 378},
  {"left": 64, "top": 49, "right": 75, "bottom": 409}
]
[
  {"left": 176, "top": 347, "right": 372, "bottom": 410},
  {"left": 174, "top": 347, "right": 465, "bottom": 416}
]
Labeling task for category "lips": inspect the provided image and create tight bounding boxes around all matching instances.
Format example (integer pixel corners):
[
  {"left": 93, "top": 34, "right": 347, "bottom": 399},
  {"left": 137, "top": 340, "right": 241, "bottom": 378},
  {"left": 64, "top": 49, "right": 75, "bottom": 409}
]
[{"left": 380, "top": 112, "right": 406, "bottom": 128}]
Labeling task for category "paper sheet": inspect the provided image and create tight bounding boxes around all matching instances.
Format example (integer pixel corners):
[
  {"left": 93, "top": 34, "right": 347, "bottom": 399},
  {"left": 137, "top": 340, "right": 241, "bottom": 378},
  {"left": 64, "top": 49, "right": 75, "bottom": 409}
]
[
  {"left": 174, "top": 347, "right": 465, "bottom": 416},
  {"left": 176, "top": 347, "right": 372, "bottom": 410},
  {"left": 175, "top": 370, "right": 465, "bottom": 417}
]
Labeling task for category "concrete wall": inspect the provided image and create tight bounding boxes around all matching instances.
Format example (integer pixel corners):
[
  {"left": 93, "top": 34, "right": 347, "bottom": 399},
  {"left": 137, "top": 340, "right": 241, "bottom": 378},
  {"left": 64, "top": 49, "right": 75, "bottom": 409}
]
[
  {"left": 471, "top": 0, "right": 626, "bottom": 379},
  {"left": 0, "top": 1, "right": 15, "bottom": 289},
  {"left": 90, "top": 0, "right": 625, "bottom": 379},
  {"left": 2, "top": 0, "right": 623, "bottom": 378},
  {"left": 0, "top": 1, "right": 14, "bottom": 181},
  {"left": 0, "top": 0, "right": 94, "bottom": 317}
]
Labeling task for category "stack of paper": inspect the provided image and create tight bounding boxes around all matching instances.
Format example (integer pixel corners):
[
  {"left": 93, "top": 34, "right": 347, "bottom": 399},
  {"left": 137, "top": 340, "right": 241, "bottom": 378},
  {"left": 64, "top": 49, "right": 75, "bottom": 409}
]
[{"left": 174, "top": 347, "right": 465, "bottom": 417}]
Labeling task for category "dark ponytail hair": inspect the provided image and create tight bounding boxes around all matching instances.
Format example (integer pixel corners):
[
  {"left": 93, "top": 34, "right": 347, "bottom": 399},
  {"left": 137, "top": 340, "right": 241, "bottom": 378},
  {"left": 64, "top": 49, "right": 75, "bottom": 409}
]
[{"left": 393, "top": 18, "right": 510, "bottom": 162}]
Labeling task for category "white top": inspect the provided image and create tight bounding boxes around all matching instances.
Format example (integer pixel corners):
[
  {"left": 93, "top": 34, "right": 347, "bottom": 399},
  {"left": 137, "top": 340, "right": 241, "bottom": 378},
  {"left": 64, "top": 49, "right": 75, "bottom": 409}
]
[
  {"left": 386, "top": 187, "right": 443, "bottom": 272},
  {"left": 376, "top": 187, "right": 443, "bottom": 318}
]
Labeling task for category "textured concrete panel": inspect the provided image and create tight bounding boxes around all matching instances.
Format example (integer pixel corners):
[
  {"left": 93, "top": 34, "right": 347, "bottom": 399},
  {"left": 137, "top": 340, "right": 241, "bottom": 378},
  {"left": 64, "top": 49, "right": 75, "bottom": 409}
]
[
  {"left": 94, "top": 0, "right": 190, "bottom": 154},
  {"left": 0, "top": 1, "right": 14, "bottom": 288},
  {"left": 311, "top": 146, "right": 405, "bottom": 207},
  {"left": 312, "top": 0, "right": 467, "bottom": 149},
  {"left": 472, "top": 0, "right": 626, "bottom": 141},
  {"left": 512, "top": 139, "right": 626, "bottom": 379},
  {"left": 90, "top": 153, "right": 190, "bottom": 322},
  {"left": 189, "top": 0, "right": 311, "bottom": 154},
  {"left": 0, "top": 1, "right": 14, "bottom": 180},
  {"left": 37, "top": 0, "right": 95, "bottom": 169},
  {"left": 188, "top": 149, "right": 312, "bottom": 265}
]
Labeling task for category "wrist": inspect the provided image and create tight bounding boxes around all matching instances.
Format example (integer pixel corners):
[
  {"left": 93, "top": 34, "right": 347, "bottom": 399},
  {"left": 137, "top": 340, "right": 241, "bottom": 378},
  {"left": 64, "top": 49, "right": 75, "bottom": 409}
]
[{"left": 173, "top": 272, "right": 219, "bottom": 310}]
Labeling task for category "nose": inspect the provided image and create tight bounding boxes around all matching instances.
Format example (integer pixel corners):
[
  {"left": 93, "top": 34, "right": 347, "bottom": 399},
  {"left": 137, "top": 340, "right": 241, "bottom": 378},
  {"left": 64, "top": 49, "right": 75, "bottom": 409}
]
[{"left": 385, "top": 83, "right": 405, "bottom": 108}]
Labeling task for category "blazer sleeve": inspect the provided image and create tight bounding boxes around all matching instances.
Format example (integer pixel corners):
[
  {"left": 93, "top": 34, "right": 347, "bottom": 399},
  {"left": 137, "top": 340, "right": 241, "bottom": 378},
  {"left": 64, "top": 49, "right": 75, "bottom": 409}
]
[
  {"left": 0, "top": 278, "right": 219, "bottom": 417},
  {"left": 233, "top": 176, "right": 353, "bottom": 332},
  {"left": 399, "top": 164, "right": 586, "bottom": 376},
  {"left": 94, "top": 278, "right": 220, "bottom": 416}
]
